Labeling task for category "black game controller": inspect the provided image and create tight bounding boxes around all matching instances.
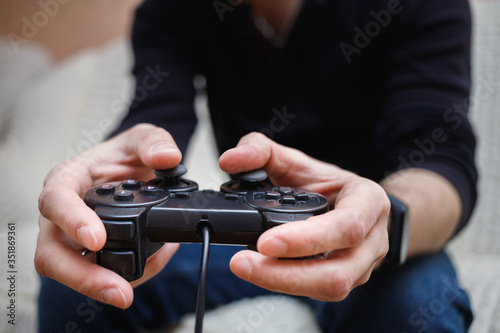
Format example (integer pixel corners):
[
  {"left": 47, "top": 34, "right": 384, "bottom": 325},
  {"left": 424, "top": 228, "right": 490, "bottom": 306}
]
[{"left": 84, "top": 165, "right": 329, "bottom": 281}]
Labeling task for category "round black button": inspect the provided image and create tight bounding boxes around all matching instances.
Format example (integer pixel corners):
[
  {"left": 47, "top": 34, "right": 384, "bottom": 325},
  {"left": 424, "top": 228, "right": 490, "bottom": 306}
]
[
  {"left": 122, "top": 180, "right": 141, "bottom": 189},
  {"left": 96, "top": 184, "right": 116, "bottom": 195},
  {"left": 114, "top": 190, "right": 134, "bottom": 201},
  {"left": 140, "top": 185, "right": 162, "bottom": 196}
]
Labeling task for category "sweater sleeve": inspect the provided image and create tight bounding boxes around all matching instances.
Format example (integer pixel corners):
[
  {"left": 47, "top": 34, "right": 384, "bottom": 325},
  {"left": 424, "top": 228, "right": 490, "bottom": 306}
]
[
  {"left": 375, "top": 0, "right": 477, "bottom": 233},
  {"left": 109, "top": 0, "right": 199, "bottom": 154}
]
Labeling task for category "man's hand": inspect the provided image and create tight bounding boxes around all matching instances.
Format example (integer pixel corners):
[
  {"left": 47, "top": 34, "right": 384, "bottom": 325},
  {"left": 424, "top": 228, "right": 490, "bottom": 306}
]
[
  {"left": 219, "top": 132, "right": 390, "bottom": 301},
  {"left": 35, "top": 124, "right": 182, "bottom": 309}
]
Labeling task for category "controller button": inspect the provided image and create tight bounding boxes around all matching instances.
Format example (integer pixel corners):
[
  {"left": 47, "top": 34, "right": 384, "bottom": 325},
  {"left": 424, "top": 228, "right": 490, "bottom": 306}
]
[
  {"left": 99, "top": 250, "right": 136, "bottom": 278},
  {"left": 275, "top": 187, "right": 293, "bottom": 195},
  {"left": 140, "top": 185, "right": 162, "bottom": 196},
  {"left": 114, "top": 190, "right": 134, "bottom": 201},
  {"left": 224, "top": 193, "right": 240, "bottom": 200},
  {"left": 265, "top": 191, "right": 281, "bottom": 200},
  {"left": 293, "top": 191, "right": 309, "bottom": 201},
  {"left": 280, "top": 195, "right": 297, "bottom": 205},
  {"left": 95, "top": 184, "right": 116, "bottom": 195},
  {"left": 251, "top": 192, "right": 265, "bottom": 199},
  {"left": 122, "top": 180, "right": 141, "bottom": 189},
  {"left": 102, "top": 220, "right": 135, "bottom": 240},
  {"left": 174, "top": 192, "right": 190, "bottom": 199}
]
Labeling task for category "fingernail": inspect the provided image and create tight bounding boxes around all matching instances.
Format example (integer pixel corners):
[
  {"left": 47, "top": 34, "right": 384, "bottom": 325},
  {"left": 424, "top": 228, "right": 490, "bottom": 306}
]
[
  {"left": 77, "top": 226, "right": 97, "bottom": 249},
  {"left": 150, "top": 142, "right": 178, "bottom": 154},
  {"left": 101, "top": 288, "right": 127, "bottom": 308},
  {"left": 259, "top": 237, "right": 288, "bottom": 257}
]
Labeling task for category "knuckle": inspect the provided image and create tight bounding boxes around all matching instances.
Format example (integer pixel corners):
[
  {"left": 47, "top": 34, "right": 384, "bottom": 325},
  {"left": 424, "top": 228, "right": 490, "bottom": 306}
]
[
  {"left": 380, "top": 232, "right": 390, "bottom": 259},
  {"left": 145, "top": 256, "right": 167, "bottom": 277},
  {"left": 355, "top": 271, "right": 372, "bottom": 287},
  {"left": 345, "top": 211, "right": 367, "bottom": 246},
  {"left": 320, "top": 270, "right": 353, "bottom": 301},
  {"left": 270, "top": 272, "right": 286, "bottom": 291},
  {"left": 59, "top": 210, "right": 81, "bottom": 236},
  {"left": 131, "top": 123, "right": 157, "bottom": 134},
  {"left": 310, "top": 238, "right": 325, "bottom": 256},
  {"left": 34, "top": 240, "right": 58, "bottom": 278},
  {"left": 130, "top": 123, "right": 171, "bottom": 144},
  {"left": 73, "top": 274, "right": 98, "bottom": 296},
  {"left": 246, "top": 131, "right": 268, "bottom": 141},
  {"left": 38, "top": 186, "right": 53, "bottom": 216},
  {"left": 33, "top": 248, "right": 48, "bottom": 277},
  {"left": 240, "top": 132, "right": 273, "bottom": 148},
  {"left": 147, "top": 126, "right": 169, "bottom": 139}
]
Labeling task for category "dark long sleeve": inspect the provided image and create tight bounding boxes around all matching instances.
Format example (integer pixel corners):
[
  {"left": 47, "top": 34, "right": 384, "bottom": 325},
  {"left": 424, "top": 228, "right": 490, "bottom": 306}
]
[
  {"left": 110, "top": 0, "right": 477, "bottom": 233},
  {"left": 374, "top": 0, "right": 476, "bottom": 231},
  {"left": 110, "top": 0, "right": 200, "bottom": 154}
]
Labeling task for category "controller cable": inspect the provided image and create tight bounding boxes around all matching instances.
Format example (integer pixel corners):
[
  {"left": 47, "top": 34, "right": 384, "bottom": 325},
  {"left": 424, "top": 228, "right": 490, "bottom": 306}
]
[{"left": 194, "top": 225, "right": 211, "bottom": 333}]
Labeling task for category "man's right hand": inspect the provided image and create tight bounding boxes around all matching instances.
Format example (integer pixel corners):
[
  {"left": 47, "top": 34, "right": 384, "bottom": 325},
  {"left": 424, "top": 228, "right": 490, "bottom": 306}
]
[{"left": 35, "top": 124, "right": 182, "bottom": 309}]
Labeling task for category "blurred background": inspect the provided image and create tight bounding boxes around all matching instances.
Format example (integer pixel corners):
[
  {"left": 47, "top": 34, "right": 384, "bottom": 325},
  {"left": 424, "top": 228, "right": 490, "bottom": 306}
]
[{"left": 0, "top": 0, "right": 498, "bottom": 332}]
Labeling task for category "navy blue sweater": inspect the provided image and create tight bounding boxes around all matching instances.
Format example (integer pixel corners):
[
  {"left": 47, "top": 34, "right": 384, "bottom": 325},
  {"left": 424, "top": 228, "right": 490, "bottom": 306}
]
[{"left": 114, "top": 0, "right": 477, "bottom": 232}]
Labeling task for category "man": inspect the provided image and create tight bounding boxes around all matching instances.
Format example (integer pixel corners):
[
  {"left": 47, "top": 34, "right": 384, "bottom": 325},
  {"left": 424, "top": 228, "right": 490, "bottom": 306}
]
[{"left": 35, "top": 0, "right": 476, "bottom": 331}]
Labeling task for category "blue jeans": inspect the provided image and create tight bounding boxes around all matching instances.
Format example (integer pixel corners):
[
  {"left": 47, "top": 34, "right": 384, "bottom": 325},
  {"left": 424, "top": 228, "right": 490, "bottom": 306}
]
[{"left": 38, "top": 245, "right": 472, "bottom": 333}]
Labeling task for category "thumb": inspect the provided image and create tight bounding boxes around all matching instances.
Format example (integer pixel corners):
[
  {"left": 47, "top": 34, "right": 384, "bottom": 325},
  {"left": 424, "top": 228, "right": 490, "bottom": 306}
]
[
  {"left": 218, "top": 132, "right": 309, "bottom": 180},
  {"left": 108, "top": 123, "right": 183, "bottom": 171}
]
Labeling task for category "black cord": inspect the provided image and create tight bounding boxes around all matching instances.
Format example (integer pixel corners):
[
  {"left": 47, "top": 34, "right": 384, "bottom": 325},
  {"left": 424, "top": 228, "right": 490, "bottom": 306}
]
[{"left": 194, "top": 226, "right": 211, "bottom": 333}]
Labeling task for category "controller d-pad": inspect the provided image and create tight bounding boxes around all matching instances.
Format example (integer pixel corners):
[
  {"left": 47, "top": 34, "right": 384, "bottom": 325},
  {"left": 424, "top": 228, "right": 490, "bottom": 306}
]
[
  {"left": 114, "top": 190, "right": 134, "bottom": 201},
  {"left": 265, "top": 191, "right": 281, "bottom": 200},
  {"left": 293, "top": 191, "right": 309, "bottom": 201},
  {"left": 280, "top": 195, "right": 297, "bottom": 205},
  {"left": 246, "top": 188, "right": 328, "bottom": 214},
  {"left": 274, "top": 187, "right": 293, "bottom": 195}
]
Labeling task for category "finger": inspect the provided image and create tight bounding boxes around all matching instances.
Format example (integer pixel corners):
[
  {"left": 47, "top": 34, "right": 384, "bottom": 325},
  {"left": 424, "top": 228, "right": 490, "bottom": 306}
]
[
  {"left": 130, "top": 243, "right": 180, "bottom": 288},
  {"left": 35, "top": 217, "right": 133, "bottom": 308},
  {"left": 39, "top": 124, "right": 183, "bottom": 251},
  {"left": 90, "top": 123, "right": 183, "bottom": 182},
  {"left": 230, "top": 222, "right": 388, "bottom": 301},
  {"left": 257, "top": 179, "right": 390, "bottom": 258},
  {"left": 39, "top": 163, "right": 106, "bottom": 252},
  {"left": 219, "top": 132, "right": 353, "bottom": 192},
  {"left": 116, "top": 123, "right": 182, "bottom": 170},
  {"left": 219, "top": 132, "right": 310, "bottom": 181}
]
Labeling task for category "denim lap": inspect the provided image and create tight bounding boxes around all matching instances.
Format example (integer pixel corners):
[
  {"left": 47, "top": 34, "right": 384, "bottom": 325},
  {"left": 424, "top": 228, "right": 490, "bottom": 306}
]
[
  {"left": 38, "top": 246, "right": 472, "bottom": 333},
  {"left": 310, "top": 251, "right": 473, "bottom": 333}
]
